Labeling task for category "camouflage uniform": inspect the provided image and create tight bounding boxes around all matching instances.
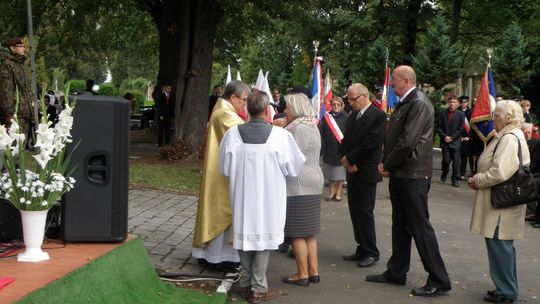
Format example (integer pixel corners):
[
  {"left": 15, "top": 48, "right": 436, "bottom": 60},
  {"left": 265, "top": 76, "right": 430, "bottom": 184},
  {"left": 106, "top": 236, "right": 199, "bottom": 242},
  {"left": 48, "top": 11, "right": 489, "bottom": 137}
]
[{"left": 0, "top": 50, "right": 34, "bottom": 139}]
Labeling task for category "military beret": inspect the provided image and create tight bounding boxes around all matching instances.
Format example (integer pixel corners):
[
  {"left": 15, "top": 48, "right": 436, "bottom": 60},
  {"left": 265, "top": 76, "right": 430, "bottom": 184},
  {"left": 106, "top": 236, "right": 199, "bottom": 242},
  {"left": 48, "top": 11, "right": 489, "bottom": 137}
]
[{"left": 6, "top": 37, "right": 24, "bottom": 46}]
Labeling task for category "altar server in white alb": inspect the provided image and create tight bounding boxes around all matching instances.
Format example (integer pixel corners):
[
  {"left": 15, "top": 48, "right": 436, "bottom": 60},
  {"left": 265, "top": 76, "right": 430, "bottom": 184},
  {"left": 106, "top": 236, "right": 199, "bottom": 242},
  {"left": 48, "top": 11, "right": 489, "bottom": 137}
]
[{"left": 219, "top": 91, "right": 306, "bottom": 303}]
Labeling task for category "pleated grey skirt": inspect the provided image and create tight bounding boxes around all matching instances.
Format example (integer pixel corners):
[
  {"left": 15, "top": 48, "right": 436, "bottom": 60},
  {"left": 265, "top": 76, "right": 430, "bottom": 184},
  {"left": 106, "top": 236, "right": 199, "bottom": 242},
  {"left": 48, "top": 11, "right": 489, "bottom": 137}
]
[
  {"left": 284, "top": 195, "right": 321, "bottom": 238},
  {"left": 323, "top": 163, "right": 346, "bottom": 181}
]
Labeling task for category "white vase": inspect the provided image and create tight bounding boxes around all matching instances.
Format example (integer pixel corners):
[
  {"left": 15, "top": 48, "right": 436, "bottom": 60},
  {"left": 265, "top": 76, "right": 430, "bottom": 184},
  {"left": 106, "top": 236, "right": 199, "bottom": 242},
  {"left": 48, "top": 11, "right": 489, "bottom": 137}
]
[{"left": 17, "top": 209, "right": 50, "bottom": 262}]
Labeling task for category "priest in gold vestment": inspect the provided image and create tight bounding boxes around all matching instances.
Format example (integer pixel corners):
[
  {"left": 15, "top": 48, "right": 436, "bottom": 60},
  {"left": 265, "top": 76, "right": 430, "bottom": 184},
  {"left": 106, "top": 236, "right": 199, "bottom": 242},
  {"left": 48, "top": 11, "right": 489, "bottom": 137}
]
[{"left": 192, "top": 80, "right": 251, "bottom": 265}]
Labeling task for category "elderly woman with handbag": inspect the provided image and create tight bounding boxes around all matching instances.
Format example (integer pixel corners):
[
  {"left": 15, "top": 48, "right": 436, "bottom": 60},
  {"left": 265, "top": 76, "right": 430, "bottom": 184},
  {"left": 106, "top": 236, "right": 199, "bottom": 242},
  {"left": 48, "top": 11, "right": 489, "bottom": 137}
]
[{"left": 468, "top": 100, "right": 532, "bottom": 303}]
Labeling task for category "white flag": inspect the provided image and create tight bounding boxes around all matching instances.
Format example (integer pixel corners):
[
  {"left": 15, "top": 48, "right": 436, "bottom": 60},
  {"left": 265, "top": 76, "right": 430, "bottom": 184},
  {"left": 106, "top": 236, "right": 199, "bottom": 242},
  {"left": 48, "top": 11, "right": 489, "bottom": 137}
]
[{"left": 226, "top": 65, "right": 232, "bottom": 85}]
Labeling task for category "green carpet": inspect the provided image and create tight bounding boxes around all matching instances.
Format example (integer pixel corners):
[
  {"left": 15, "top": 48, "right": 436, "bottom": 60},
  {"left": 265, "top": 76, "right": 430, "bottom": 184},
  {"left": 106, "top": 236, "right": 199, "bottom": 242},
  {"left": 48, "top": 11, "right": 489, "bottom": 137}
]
[{"left": 18, "top": 237, "right": 227, "bottom": 304}]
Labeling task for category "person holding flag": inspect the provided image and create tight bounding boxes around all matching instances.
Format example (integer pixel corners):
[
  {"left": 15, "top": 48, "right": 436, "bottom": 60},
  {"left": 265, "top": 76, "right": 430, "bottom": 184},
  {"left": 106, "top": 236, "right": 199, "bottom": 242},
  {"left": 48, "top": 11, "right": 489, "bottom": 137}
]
[
  {"left": 458, "top": 96, "right": 474, "bottom": 179},
  {"left": 320, "top": 97, "right": 348, "bottom": 202}
]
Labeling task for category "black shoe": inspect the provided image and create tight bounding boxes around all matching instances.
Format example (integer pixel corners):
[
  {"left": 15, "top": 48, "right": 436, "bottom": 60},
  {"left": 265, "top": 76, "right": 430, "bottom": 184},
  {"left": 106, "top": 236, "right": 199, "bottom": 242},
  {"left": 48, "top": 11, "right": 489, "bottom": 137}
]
[
  {"left": 343, "top": 253, "right": 362, "bottom": 261},
  {"left": 278, "top": 242, "right": 290, "bottom": 253},
  {"left": 282, "top": 276, "right": 310, "bottom": 287},
  {"left": 451, "top": 180, "right": 460, "bottom": 187},
  {"left": 365, "top": 273, "right": 406, "bottom": 286},
  {"left": 441, "top": 174, "right": 447, "bottom": 182},
  {"left": 531, "top": 222, "right": 540, "bottom": 228},
  {"left": 411, "top": 285, "right": 451, "bottom": 297},
  {"left": 483, "top": 293, "right": 514, "bottom": 303},
  {"left": 309, "top": 275, "right": 320, "bottom": 284},
  {"left": 357, "top": 256, "right": 379, "bottom": 268}
]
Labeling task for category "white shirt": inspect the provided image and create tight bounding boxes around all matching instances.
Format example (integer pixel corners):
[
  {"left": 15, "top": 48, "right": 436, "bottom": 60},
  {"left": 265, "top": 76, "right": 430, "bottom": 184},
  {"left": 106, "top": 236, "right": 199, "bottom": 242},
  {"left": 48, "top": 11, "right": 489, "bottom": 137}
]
[
  {"left": 219, "top": 125, "right": 306, "bottom": 250},
  {"left": 399, "top": 86, "right": 416, "bottom": 102},
  {"left": 356, "top": 103, "right": 371, "bottom": 120}
]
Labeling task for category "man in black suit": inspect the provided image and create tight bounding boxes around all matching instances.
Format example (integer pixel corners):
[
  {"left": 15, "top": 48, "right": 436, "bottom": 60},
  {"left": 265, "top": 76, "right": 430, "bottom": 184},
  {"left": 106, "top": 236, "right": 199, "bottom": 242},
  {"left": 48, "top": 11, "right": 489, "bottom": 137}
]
[
  {"left": 366, "top": 65, "right": 451, "bottom": 297},
  {"left": 340, "top": 83, "right": 386, "bottom": 268},
  {"left": 156, "top": 84, "right": 175, "bottom": 147},
  {"left": 208, "top": 85, "right": 222, "bottom": 120},
  {"left": 437, "top": 94, "right": 465, "bottom": 187},
  {"left": 522, "top": 123, "right": 540, "bottom": 225}
]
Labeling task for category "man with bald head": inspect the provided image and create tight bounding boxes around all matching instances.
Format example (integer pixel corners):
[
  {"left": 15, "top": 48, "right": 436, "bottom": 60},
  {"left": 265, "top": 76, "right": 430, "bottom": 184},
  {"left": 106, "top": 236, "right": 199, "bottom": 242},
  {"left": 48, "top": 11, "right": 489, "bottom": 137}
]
[
  {"left": 366, "top": 66, "right": 452, "bottom": 297},
  {"left": 340, "top": 83, "right": 386, "bottom": 268}
]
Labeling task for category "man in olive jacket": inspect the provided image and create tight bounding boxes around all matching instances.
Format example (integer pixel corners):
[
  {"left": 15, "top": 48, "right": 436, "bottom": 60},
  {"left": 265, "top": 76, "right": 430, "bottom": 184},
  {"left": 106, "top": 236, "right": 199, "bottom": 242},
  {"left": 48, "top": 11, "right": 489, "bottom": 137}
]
[
  {"left": 366, "top": 65, "right": 451, "bottom": 297},
  {"left": 0, "top": 37, "right": 34, "bottom": 141}
]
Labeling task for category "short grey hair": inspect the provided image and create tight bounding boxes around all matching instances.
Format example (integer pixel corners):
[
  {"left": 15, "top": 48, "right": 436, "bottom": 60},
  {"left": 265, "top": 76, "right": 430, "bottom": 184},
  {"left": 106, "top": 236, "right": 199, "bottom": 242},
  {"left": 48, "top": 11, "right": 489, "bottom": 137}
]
[
  {"left": 223, "top": 80, "right": 251, "bottom": 100},
  {"left": 495, "top": 100, "right": 524, "bottom": 126},
  {"left": 521, "top": 122, "right": 533, "bottom": 130},
  {"left": 284, "top": 93, "right": 317, "bottom": 118},
  {"left": 247, "top": 91, "right": 269, "bottom": 116}
]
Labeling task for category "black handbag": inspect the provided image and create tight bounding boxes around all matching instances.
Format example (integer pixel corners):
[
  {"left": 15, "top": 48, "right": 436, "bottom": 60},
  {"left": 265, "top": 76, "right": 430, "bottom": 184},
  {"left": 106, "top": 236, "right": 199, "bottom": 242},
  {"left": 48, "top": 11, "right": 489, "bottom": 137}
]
[{"left": 490, "top": 133, "right": 538, "bottom": 209}]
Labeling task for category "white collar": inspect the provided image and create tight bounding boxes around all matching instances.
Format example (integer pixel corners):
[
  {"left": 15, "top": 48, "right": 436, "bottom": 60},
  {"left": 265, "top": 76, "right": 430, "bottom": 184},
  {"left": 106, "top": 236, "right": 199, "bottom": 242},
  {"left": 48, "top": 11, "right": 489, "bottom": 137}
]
[
  {"left": 399, "top": 87, "right": 416, "bottom": 102},
  {"left": 360, "top": 102, "right": 371, "bottom": 115}
]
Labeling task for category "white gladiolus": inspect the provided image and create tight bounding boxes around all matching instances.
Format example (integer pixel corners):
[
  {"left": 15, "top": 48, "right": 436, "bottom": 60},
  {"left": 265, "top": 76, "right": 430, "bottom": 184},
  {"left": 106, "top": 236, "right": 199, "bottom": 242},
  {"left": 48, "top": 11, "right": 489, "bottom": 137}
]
[
  {"left": 0, "top": 126, "right": 13, "bottom": 150},
  {"left": 33, "top": 152, "right": 52, "bottom": 169},
  {"left": 0, "top": 98, "right": 76, "bottom": 210}
]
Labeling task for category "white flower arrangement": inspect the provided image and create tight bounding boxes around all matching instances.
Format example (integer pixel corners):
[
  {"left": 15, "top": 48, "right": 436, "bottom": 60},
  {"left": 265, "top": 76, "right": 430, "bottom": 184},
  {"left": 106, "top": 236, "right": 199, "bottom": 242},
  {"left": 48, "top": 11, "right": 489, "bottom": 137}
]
[{"left": 0, "top": 86, "right": 76, "bottom": 211}]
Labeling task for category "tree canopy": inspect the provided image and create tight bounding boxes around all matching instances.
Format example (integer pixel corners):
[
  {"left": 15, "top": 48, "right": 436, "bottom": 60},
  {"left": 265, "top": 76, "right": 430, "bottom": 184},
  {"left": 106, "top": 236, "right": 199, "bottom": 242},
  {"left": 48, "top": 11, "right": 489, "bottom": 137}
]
[{"left": 0, "top": 0, "right": 539, "bottom": 152}]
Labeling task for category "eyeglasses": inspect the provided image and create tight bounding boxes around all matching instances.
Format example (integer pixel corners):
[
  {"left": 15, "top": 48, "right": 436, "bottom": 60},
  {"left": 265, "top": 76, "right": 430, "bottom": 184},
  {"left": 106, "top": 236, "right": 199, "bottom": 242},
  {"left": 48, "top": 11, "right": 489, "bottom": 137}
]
[
  {"left": 331, "top": 103, "right": 342, "bottom": 106},
  {"left": 349, "top": 94, "right": 366, "bottom": 101},
  {"left": 235, "top": 95, "right": 247, "bottom": 102}
]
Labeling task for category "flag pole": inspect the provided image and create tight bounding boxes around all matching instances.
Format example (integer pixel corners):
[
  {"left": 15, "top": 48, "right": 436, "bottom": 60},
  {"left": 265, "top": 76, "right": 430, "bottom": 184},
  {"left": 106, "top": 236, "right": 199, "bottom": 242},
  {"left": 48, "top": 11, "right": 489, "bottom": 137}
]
[{"left": 486, "top": 48, "right": 493, "bottom": 67}]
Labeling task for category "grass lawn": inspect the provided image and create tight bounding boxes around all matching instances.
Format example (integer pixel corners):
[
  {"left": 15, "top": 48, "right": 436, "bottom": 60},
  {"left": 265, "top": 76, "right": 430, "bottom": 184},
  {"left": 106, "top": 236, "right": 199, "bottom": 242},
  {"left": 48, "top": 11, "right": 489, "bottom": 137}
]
[{"left": 129, "top": 160, "right": 201, "bottom": 195}]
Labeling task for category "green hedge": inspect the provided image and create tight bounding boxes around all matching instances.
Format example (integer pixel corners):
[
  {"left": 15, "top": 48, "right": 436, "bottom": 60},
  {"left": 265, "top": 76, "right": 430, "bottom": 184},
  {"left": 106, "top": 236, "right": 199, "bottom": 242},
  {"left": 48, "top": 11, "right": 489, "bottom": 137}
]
[
  {"left": 68, "top": 79, "right": 86, "bottom": 92},
  {"left": 98, "top": 84, "right": 118, "bottom": 96}
]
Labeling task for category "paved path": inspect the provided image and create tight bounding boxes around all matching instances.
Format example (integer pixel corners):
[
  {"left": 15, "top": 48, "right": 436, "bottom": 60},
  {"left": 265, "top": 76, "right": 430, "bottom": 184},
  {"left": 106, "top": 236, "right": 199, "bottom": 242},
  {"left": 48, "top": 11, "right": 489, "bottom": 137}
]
[{"left": 128, "top": 153, "right": 540, "bottom": 303}]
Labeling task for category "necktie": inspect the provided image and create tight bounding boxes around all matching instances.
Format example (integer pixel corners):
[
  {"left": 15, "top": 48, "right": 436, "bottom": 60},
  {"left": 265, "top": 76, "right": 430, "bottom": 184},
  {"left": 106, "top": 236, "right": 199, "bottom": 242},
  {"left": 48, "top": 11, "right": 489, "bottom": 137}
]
[{"left": 356, "top": 111, "right": 362, "bottom": 120}]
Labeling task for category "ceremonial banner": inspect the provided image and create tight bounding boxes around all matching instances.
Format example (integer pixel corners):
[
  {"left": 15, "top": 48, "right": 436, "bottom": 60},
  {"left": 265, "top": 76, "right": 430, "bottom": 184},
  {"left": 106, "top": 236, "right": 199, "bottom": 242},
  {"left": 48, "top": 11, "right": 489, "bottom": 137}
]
[
  {"left": 470, "top": 65, "right": 496, "bottom": 145},
  {"left": 310, "top": 57, "right": 324, "bottom": 119},
  {"left": 323, "top": 70, "right": 332, "bottom": 113}
]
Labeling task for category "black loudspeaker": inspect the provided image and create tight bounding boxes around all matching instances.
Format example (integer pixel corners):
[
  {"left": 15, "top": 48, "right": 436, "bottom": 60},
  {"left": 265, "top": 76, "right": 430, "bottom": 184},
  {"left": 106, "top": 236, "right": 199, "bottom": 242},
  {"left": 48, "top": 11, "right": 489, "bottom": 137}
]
[
  {"left": 0, "top": 199, "right": 22, "bottom": 241},
  {"left": 62, "top": 95, "right": 129, "bottom": 242}
]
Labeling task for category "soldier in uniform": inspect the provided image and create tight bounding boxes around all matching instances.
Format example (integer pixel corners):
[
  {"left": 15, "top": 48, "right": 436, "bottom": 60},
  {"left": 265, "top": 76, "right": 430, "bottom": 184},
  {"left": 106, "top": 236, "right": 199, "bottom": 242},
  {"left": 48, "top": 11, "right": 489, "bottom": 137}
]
[{"left": 0, "top": 37, "right": 34, "bottom": 144}]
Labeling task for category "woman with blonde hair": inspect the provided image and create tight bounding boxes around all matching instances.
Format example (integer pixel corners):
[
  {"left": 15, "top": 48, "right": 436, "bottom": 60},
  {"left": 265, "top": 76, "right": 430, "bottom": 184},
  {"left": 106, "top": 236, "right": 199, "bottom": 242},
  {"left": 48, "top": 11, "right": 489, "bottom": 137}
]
[
  {"left": 281, "top": 91, "right": 324, "bottom": 286},
  {"left": 468, "top": 100, "right": 529, "bottom": 303}
]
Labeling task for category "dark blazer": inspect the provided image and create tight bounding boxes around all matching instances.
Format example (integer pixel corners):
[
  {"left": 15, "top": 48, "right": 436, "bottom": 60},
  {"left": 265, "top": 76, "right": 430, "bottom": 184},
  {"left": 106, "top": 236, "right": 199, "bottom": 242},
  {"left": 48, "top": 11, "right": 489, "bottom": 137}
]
[
  {"left": 459, "top": 107, "right": 473, "bottom": 156},
  {"left": 384, "top": 88, "right": 434, "bottom": 179},
  {"left": 528, "top": 138, "right": 540, "bottom": 174},
  {"left": 320, "top": 111, "right": 349, "bottom": 166},
  {"left": 156, "top": 92, "right": 175, "bottom": 119},
  {"left": 340, "top": 104, "right": 386, "bottom": 183},
  {"left": 436, "top": 108, "right": 465, "bottom": 149}
]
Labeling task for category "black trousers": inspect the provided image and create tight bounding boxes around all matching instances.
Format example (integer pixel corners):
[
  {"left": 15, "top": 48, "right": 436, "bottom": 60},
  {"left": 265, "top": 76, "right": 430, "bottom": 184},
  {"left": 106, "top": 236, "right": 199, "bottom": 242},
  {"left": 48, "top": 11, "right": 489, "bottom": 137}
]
[
  {"left": 385, "top": 178, "right": 451, "bottom": 289},
  {"left": 346, "top": 181, "right": 379, "bottom": 258},
  {"left": 460, "top": 154, "right": 475, "bottom": 177},
  {"left": 157, "top": 117, "right": 172, "bottom": 146},
  {"left": 441, "top": 144, "right": 461, "bottom": 180}
]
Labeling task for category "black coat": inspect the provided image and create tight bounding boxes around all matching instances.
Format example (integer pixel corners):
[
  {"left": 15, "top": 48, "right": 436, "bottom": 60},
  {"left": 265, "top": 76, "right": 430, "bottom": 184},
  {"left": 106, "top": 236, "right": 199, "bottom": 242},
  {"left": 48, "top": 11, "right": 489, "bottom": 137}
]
[
  {"left": 459, "top": 107, "right": 473, "bottom": 156},
  {"left": 340, "top": 104, "right": 386, "bottom": 183},
  {"left": 383, "top": 88, "right": 434, "bottom": 179},
  {"left": 320, "top": 111, "right": 348, "bottom": 166},
  {"left": 156, "top": 92, "right": 175, "bottom": 119},
  {"left": 436, "top": 108, "right": 465, "bottom": 149},
  {"left": 528, "top": 138, "right": 540, "bottom": 174}
]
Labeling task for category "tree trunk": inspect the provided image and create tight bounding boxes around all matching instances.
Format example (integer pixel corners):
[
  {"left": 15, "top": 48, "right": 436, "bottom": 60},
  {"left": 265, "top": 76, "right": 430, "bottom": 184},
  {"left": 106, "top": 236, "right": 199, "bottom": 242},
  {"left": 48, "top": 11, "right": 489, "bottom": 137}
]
[
  {"left": 174, "top": 0, "right": 223, "bottom": 154},
  {"left": 402, "top": 0, "right": 422, "bottom": 64},
  {"left": 450, "top": 0, "right": 462, "bottom": 45},
  {"left": 147, "top": 0, "right": 182, "bottom": 97}
]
